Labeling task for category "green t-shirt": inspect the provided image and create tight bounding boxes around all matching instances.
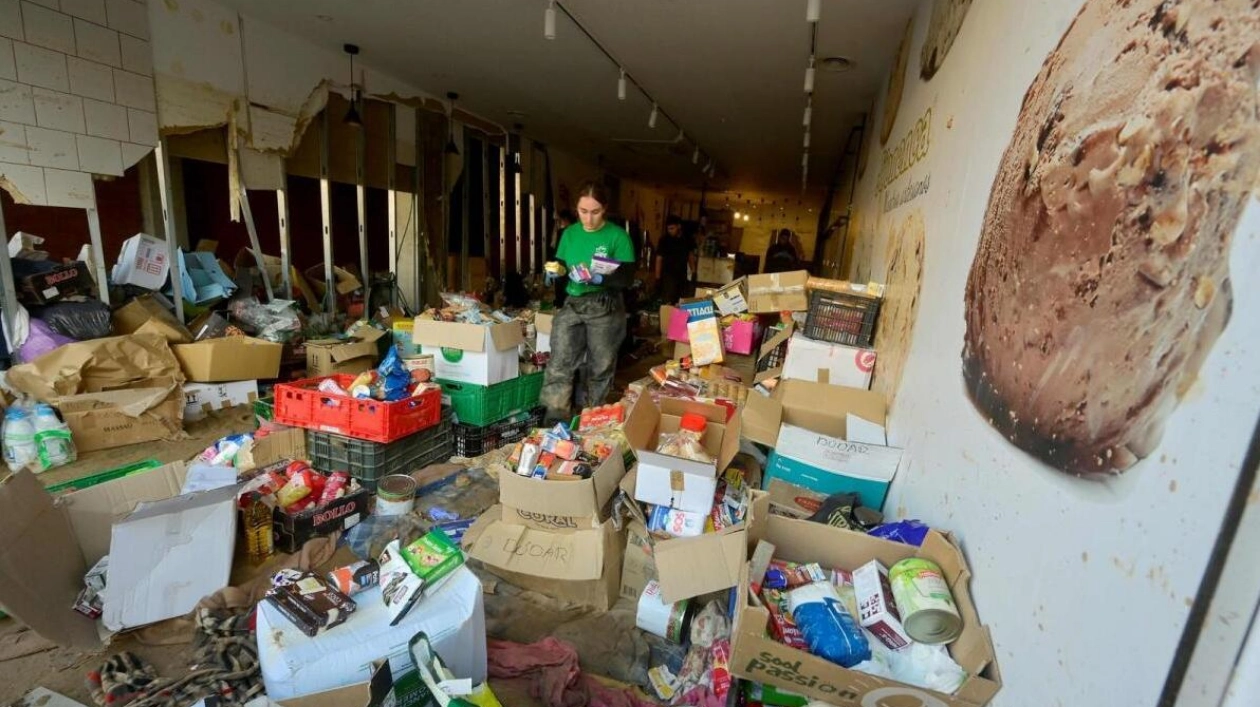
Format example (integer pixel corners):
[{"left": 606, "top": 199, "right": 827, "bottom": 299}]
[{"left": 556, "top": 221, "right": 635, "bottom": 296}]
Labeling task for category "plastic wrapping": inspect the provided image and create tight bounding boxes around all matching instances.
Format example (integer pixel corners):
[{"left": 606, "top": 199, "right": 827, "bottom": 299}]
[
  {"left": 869, "top": 519, "right": 932, "bottom": 546},
  {"left": 655, "top": 413, "right": 713, "bottom": 462},
  {"left": 229, "top": 297, "right": 303, "bottom": 342},
  {"left": 32, "top": 299, "right": 112, "bottom": 340},
  {"left": 17, "top": 318, "right": 75, "bottom": 362},
  {"left": 787, "top": 582, "right": 871, "bottom": 668}
]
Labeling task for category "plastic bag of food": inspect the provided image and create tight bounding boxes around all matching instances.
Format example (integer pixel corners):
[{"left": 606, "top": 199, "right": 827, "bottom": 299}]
[
  {"left": 788, "top": 581, "right": 871, "bottom": 668},
  {"left": 32, "top": 299, "right": 112, "bottom": 340},
  {"left": 655, "top": 412, "right": 713, "bottom": 462}
]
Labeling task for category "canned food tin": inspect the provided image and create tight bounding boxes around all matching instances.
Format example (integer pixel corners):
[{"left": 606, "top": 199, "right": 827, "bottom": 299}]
[
  {"left": 888, "top": 557, "right": 962, "bottom": 645},
  {"left": 376, "top": 474, "right": 417, "bottom": 516}
]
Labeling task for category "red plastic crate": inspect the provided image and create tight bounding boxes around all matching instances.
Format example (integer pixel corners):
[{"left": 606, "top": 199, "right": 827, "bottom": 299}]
[{"left": 273, "top": 374, "right": 442, "bottom": 443}]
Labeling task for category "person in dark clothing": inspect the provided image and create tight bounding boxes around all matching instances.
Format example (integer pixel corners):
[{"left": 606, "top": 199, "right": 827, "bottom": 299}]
[
  {"left": 764, "top": 228, "right": 799, "bottom": 273},
  {"left": 654, "top": 215, "right": 695, "bottom": 305}
]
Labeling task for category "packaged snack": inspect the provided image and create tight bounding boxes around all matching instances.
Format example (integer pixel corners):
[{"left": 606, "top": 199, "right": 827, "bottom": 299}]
[
  {"left": 266, "top": 569, "right": 357, "bottom": 637},
  {"left": 655, "top": 413, "right": 713, "bottom": 462},
  {"left": 680, "top": 300, "right": 724, "bottom": 366},
  {"left": 762, "top": 588, "right": 808, "bottom": 650},
  {"left": 787, "top": 581, "right": 871, "bottom": 667}
]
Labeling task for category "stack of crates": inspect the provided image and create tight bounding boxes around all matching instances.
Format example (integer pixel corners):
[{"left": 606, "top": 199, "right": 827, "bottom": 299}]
[
  {"left": 439, "top": 371, "right": 546, "bottom": 458},
  {"left": 306, "top": 409, "right": 454, "bottom": 491}
]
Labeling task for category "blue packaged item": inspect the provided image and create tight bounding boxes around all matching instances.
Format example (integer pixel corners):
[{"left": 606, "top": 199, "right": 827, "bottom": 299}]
[
  {"left": 868, "top": 519, "right": 931, "bottom": 547},
  {"left": 787, "top": 582, "right": 870, "bottom": 667},
  {"left": 376, "top": 346, "right": 412, "bottom": 401}
]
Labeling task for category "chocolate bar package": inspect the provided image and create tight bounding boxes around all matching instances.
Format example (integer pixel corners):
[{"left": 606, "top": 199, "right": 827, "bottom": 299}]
[{"left": 265, "top": 569, "right": 357, "bottom": 637}]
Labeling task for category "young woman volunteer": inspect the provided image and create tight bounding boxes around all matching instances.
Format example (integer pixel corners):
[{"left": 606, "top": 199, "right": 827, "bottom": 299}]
[{"left": 540, "top": 182, "right": 636, "bottom": 423}]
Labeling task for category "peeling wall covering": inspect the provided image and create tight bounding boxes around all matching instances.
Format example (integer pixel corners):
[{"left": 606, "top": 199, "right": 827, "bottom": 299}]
[{"left": 0, "top": 0, "right": 157, "bottom": 208}]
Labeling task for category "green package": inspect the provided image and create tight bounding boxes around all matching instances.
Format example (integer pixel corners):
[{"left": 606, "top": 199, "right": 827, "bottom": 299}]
[{"left": 401, "top": 529, "right": 464, "bottom": 589}]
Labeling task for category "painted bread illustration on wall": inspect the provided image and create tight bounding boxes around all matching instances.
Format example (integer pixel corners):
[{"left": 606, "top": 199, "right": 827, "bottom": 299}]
[
  {"left": 920, "top": 0, "right": 973, "bottom": 80},
  {"left": 962, "top": 0, "right": 1260, "bottom": 477}
]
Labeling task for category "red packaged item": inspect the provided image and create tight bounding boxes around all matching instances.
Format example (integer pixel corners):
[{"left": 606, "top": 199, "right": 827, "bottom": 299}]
[
  {"left": 284, "top": 495, "right": 317, "bottom": 514},
  {"left": 277, "top": 469, "right": 318, "bottom": 507},
  {"left": 762, "top": 589, "right": 807, "bottom": 650},
  {"left": 578, "top": 404, "right": 625, "bottom": 431},
  {"left": 285, "top": 461, "right": 310, "bottom": 478},
  {"left": 318, "top": 471, "right": 350, "bottom": 505},
  {"left": 710, "top": 639, "right": 732, "bottom": 699}
]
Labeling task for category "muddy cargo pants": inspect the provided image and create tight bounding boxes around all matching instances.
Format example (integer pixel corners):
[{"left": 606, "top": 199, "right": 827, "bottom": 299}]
[{"left": 540, "top": 292, "right": 626, "bottom": 423}]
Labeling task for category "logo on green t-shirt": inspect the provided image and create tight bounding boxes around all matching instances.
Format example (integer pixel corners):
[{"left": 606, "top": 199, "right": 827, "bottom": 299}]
[{"left": 556, "top": 222, "right": 635, "bottom": 297}]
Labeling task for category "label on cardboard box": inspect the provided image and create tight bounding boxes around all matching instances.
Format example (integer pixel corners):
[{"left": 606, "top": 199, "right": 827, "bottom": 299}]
[{"left": 768, "top": 423, "right": 903, "bottom": 510}]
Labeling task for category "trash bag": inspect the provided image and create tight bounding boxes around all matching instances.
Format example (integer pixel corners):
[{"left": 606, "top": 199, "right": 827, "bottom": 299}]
[
  {"left": 30, "top": 299, "right": 112, "bottom": 340},
  {"left": 344, "top": 513, "right": 428, "bottom": 562},
  {"left": 17, "top": 318, "right": 75, "bottom": 362},
  {"left": 228, "top": 297, "right": 303, "bottom": 342}
]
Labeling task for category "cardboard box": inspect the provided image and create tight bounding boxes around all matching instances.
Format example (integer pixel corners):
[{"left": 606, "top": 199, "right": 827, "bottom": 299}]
[
  {"left": 183, "top": 380, "right": 259, "bottom": 421},
  {"left": 765, "top": 478, "right": 827, "bottom": 519},
  {"left": 620, "top": 520, "right": 657, "bottom": 601},
  {"left": 624, "top": 398, "right": 741, "bottom": 514},
  {"left": 273, "top": 483, "right": 373, "bottom": 554},
  {"left": 177, "top": 250, "right": 237, "bottom": 304},
  {"left": 112, "top": 233, "right": 170, "bottom": 290},
  {"left": 259, "top": 567, "right": 486, "bottom": 701},
  {"left": 306, "top": 265, "right": 363, "bottom": 298},
  {"left": 174, "top": 336, "right": 284, "bottom": 382},
  {"left": 746, "top": 270, "right": 809, "bottom": 313},
  {"left": 188, "top": 311, "right": 230, "bottom": 341},
  {"left": 465, "top": 505, "right": 624, "bottom": 610},
  {"left": 743, "top": 379, "right": 903, "bottom": 510},
  {"left": 57, "top": 387, "right": 184, "bottom": 452},
  {"left": 696, "top": 255, "right": 736, "bottom": 285},
  {"left": 712, "top": 278, "right": 749, "bottom": 316},
  {"left": 306, "top": 328, "right": 385, "bottom": 377},
  {"left": 18, "top": 261, "right": 95, "bottom": 305},
  {"left": 498, "top": 439, "right": 628, "bottom": 529},
  {"left": 413, "top": 319, "right": 523, "bottom": 386},
  {"left": 535, "top": 313, "right": 553, "bottom": 354},
  {"left": 102, "top": 482, "right": 237, "bottom": 631},
  {"left": 731, "top": 517, "right": 1001, "bottom": 707},
  {"left": 112, "top": 294, "right": 192, "bottom": 344},
  {"left": 781, "top": 333, "right": 877, "bottom": 389}
]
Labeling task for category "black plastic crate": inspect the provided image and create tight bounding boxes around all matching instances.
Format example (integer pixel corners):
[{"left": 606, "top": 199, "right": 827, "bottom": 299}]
[
  {"left": 452, "top": 406, "right": 545, "bottom": 458},
  {"left": 802, "top": 290, "right": 881, "bottom": 348},
  {"left": 756, "top": 325, "right": 790, "bottom": 373},
  {"left": 306, "top": 409, "right": 453, "bottom": 491}
]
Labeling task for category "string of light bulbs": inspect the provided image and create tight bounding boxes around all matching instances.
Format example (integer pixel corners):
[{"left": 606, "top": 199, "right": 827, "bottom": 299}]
[
  {"left": 802, "top": 0, "right": 819, "bottom": 192},
  {"left": 542, "top": 0, "right": 716, "bottom": 180}
]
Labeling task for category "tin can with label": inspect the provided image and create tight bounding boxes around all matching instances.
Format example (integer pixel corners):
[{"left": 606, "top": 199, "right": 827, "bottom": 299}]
[
  {"left": 888, "top": 557, "right": 962, "bottom": 645},
  {"left": 636, "top": 580, "right": 692, "bottom": 643}
]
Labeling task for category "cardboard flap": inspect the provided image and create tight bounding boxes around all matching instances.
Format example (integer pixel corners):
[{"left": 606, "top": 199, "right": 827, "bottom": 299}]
[
  {"left": 7, "top": 333, "right": 184, "bottom": 400},
  {"left": 535, "top": 313, "right": 553, "bottom": 335},
  {"left": 741, "top": 390, "right": 784, "bottom": 447},
  {"left": 778, "top": 379, "right": 887, "bottom": 439},
  {"left": 0, "top": 471, "right": 101, "bottom": 649},
  {"left": 59, "top": 462, "right": 188, "bottom": 566},
  {"left": 467, "top": 506, "right": 605, "bottom": 581},
  {"left": 412, "top": 319, "right": 488, "bottom": 352},
  {"left": 654, "top": 529, "right": 747, "bottom": 604},
  {"left": 56, "top": 386, "right": 174, "bottom": 418},
  {"left": 330, "top": 340, "right": 379, "bottom": 363},
  {"left": 488, "top": 321, "right": 525, "bottom": 350},
  {"left": 238, "top": 428, "right": 307, "bottom": 472}
]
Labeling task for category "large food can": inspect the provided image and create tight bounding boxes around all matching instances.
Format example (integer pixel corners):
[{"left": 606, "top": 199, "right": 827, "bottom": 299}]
[{"left": 888, "top": 558, "right": 962, "bottom": 644}]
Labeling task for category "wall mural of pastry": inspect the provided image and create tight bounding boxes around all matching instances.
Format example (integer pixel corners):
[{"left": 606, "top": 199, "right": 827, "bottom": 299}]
[
  {"left": 879, "top": 19, "right": 914, "bottom": 146},
  {"left": 873, "top": 210, "right": 925, "bottom": 409},
  {"left": 920, "top": 0, "right": 973, "bottom": 81},
  {"left": 962, "top": 0, "right": 1260, "bottom": 477}
]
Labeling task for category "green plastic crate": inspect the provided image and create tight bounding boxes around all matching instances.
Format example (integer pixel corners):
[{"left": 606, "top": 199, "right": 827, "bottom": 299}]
[{"left": 438, "top": 370, "right": 544, "bottom": 427}]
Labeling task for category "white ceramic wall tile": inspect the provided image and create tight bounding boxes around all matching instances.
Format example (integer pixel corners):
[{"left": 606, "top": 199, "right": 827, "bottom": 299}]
[
  {"left": 119, "top": 139, "right": 147, "bottom": 167},
  {"left": 0, "top": 0, "right": 24, "bottom": 41},
  {"left": 82, "top": 95, "right": 125, "bottom": 139},
  {"left": 73, "top": 17, "right": 118, "bottom": 67},
  {"left": 0, "top": 162, "right": 47, "bottom": 204},
  {"left": 66, "top": 55, "right": 111, "bottom": 101},
  {"left": 0, "top": 121, "right": 27, "bottom": 163},
  {"left": 103, "top": 0, "right": 145, "bottom": 40},
  {"left": 75, "top": 132, "right": 119, "bottom": 174},
  {"left": 117, "top": 33, "right": 148, "bottom": 76},
  {"left": 13, "top": 41, "right": 67, "bottom": 91},
  {"left": 59, "top": 0, "right": 107, "bottom": 25},
  {"left": 0, "top": 78, "right": 36, "bottom": 124},
  {"left": 25, "top": 124, "right": 76, "bottom": 168},
  {"left": 111, "top": 67, "right": 150, "bottom": 110},
  {"left": 32, "top": 86, "right": 83, "bottom": 132},
  {"left": 125, "top": 105, "right": 152, "bottom": 145},
  {"left": 43, "top": 165, "right": 93, "bottom": 207},
  {"left": 0, "top": 38, "right": 14, "bottom": 81},
  {"left": 20, "top": 2, "right": 74, "bottom": 54}
]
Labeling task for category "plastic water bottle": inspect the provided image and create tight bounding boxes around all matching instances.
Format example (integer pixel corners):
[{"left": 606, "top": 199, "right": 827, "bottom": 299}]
[
  {"left": 33, "top": 404, "right": 75, "bottom": 470},
  {"left": 3, "top": 408, "right": 38, "bottom": 473}
]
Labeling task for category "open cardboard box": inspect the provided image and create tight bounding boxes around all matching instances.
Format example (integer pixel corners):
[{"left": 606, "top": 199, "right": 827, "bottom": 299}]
[
  {"left": 0, "top": 462, "right": 236, "bottom": 648},
  {"left": 174, "top": 336, "right": 284, "bottom": 382},
  {"left": 497, "top": 433, "right": 628, "bottom": 531},
  {"left": 535, "top": 312, "right": 553, "bottom": 354},
  {"left": 731, "top": 516, "right": 1001, "bottom": 707},
  {"left": 183, "top": 380, "right": 259, "bottom": 422},
  {"left": 464, "top": 505, "right": 624, "bottom": 610},
  {"left": 413, "top": 319, "right": 524, "bottom": 386},
  {"left": 305, "top": 328, "right": 385, "bottom": 378},
  {"left": 56, "top": 386, "right": 185, "bottom": 452},
  {"left": 112, "top": 294, "right": 193, "bottom": 344},
  {"left": 623, "top": 397, "right": 742, "bottom": 515}
]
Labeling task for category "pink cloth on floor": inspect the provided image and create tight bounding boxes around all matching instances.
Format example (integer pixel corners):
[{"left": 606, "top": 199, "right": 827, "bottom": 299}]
[{"left": 488, "top": 637, "right": 659, "bottom": 707}]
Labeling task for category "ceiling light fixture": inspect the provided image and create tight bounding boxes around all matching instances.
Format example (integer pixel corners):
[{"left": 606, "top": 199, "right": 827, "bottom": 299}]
[
  {"left": 693, "top": 146, "right": 700, "bottom": 164},
  {"left": 648, "top": 103, "right": 659, "bottom": 128},
  {"left": 343, "top": 43, "right": 362, "bottom": 128},
  {"left": 804, "top": 55, "right": 816, "bottom": 93},
  {"left": 806, "top": 0, "right": 821, "bottom": 23},
  {"left": 743, "top": 213, "right": 750, "bottom": 222},
  {"left": 444, "top": 91, "right": 460, "bottom": 155},
  {"left": 803, "top": 99, "right": 812, "bottom": 127},
  {"left": 820, "top": 56, "right": 854, "bottom": 73},
  {"left": 617, "top": 69, "right": 627, "bottom": 100},
  {"left": 734, "top": 211, "right": 741, "bottom": 220},
  {"left": 544, "top": 0, "right": 556, "bottom": 39},
  {"left": 803, "top": 131, "right": 811, "bottom": 149}
]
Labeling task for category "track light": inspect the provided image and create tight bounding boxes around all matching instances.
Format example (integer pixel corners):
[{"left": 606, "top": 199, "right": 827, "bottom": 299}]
[
  {"left": 648, "top": 103, "right": 658, "bottom": 128},
  {"left": 734, "top": 211, "right": 742, "bottom": 220},
  {"left": 804, "top": 56, "right": 815, "bottom": 93},
  {"left": 544, "top": 0, "right": 556, "bottom": 39},
  {"left": 803, "top": 131, "right": 810, "bottom": 149},
  {"left": 803, "top": 99, "right": 812, "bottom": 127},
  {"left": 617, "top": 69, "right": 627, "bottom": 100},
  {"left": 693, "top": 146, "right": 700, "bottom": 164},
  {"left": 802, "top": 153, "right": 809, "bottom": 169},
  {"left": 806, "top": 0, "right": 821, "bottom": 23},
  {"left": 675, "top": 128, "right": 685, "bottom": 142}
]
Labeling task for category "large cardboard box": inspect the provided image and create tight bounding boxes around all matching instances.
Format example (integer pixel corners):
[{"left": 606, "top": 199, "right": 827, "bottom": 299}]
[
  {"left": 465, "top": 505, "right": 623, "bottom": 610},
  {"left": 624, "top": 397, "right": 742, "bottom": 515},
  {"left": 620, "top": 520, "right": 657, "bottom": 601},
  {"left": 498, "top": 438, "right": 628, "bottom": 530},
  {"left": 781, "top": 333, "right": 877, "bottom": 389},
  {"left": 731, "top": 516, "right": 1001, "bottom": 707},
  {"left": 535, "top": 313, "right": 553, "bottom": 354},
  {"left": 413, "top": 319, "right": 524, "bottom": 386},
  {"left": 57, "top": 387, "right": 185, "bottom": 452},
  {"left": 0, "top": 463, "right": 240, "bottom": 648},
  {"left": 177, "top": 250, "right": 237, "bottom": 304},
  {"left": 183, "top": 380, "right": 259, "bottom": 421},
  {"left": 112, "top": 294, "right": 193, "bottom": 343},
  {"left": 743, "top": 379, "right": 903, "bottom": 510},
  {"left": 746, "top": 270, "right": 809, "bottom": 313},
  {"left": 18, "top": 261, "right": 95, "bottom": 305},
  {"left": 305, "top": 328, "right": 385, "bottom": 378},
  {"left": 112, "top": 233, "right": 170, "bottom": 290},
  {"left": 174, "top": 336, "right": 284, "bottom": 382}
]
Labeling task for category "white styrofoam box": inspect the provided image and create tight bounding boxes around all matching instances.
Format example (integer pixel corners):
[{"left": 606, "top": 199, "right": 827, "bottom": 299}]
[
  {"left": 126, "top": 106, "right": 154, "bottom": 145},
  {"left": 25, "top": 125, "right": 76, "bottom": 169},
  {"left": 0, "top": 121, "right": 26, "bottom": 163},
  {"left": 83, "top": 96, "right": 126, "bottom": 139},
  {"left": 0, "top": 163, "right": 46, "bottom": 204},
  {"left": 75, "top": 133, "right": 121, "bottom": 175},
  {"left": 118, "top": 33, "right": 148, "bottom": 76},
  {"left": 73, "top": 17, "right": 119, "bottom": 67},
  {"left": 257, "top": 567, "right": 487, "bottom": 701},
  {"left": 60, "top": 0, "right": 108, "bottom": 25},
  {"left": 67, "top": 56, "right": 113, "bottom": 102},
  {"left": 781, "top": 333, "right": 877, "bottom": 389},
  {"left": 0, "top": 38, "right": 15, "bottom": 81},
  {"left": 0, "top": 78, "right": 36, "bottom": 124},
  {"left": 32, "top": 87, "right": 84, "bottom": 133},
  {"left": 120, "top": 139, "right": 147, "bottom": 166},
  {"left": 104, "top": 0, "right": 147, "bottom": 40},
  {"left": 0, "top": 1, "right": 22, "bottom": 42},
  {"left": 43, "top": 166, "right": 93, "bottom": 208},
  {"left": 21, "top": 3, "right": 75, "bottom": 55},
  {"left": 111, "top": 67, "right": 152, "bottom": 110},
  {"left": 13, "top": 41, "right": 68, "bottom": 92}
]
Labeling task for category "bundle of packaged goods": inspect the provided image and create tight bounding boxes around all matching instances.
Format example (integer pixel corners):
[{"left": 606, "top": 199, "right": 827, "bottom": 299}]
[
  {"left": 505, "top": 420, "right": 623, "bottom": 481},
  {"left": 236, "top": 459, "right": 372, "bottom": 556}
]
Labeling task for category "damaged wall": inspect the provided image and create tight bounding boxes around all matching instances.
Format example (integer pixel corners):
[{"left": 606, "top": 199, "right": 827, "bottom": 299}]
[{"left": 846, "top": 0, "right": 1260, "bottom": 704}]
